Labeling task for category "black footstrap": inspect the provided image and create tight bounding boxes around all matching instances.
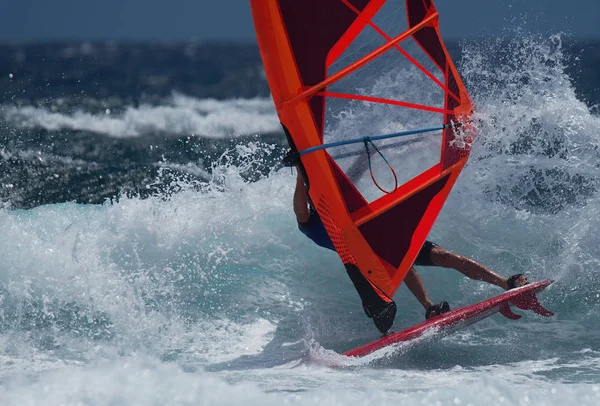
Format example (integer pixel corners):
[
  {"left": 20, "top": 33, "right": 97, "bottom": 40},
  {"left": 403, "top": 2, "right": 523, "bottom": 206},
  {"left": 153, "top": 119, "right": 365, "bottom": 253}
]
[
  {"left": 507, "top": 274, "right": 528, "bottom": 290},
  {"left": 425, "top": 301, "right": 450, "bottom": 320}
]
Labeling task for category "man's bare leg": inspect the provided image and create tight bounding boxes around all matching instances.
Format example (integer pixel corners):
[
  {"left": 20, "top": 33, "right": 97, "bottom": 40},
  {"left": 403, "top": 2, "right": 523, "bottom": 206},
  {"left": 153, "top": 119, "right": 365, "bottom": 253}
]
[
  {"left": 293, "top": 172, "right": 310, "bottom": 223},
  {"left": 403, "top": 267, "right": 434, "bottom": 310},
  {"left": 429, "top": 245, "right": 527, "bottom": 290}
]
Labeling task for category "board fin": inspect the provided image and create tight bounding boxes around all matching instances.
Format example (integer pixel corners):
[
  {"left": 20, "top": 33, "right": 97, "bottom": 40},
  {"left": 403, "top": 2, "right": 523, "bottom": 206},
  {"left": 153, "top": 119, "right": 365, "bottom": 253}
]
[
  {"left": 510, "top": 290, "right": 555, "bottom": 317},
  {"left": 499, "top": 284, "right": 555, "bottom": 320},
  {"left": 499, "top": 302, "right": 522, "bottom": 320}
]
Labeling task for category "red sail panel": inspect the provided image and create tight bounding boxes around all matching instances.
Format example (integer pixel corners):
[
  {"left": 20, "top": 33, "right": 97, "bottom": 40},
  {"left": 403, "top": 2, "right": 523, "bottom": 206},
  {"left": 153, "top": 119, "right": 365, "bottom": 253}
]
[
  {"left": 250, "top": 0, "right": 474, "bottom": 298},
  {"left": 277, "top": 0, "right": 378, "bottom": 136}
]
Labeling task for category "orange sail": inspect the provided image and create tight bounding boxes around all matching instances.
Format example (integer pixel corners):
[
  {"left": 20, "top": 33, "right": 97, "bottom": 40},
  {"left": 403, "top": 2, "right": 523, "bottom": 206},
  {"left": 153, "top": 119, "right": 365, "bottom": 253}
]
[{"left": 251, "top": 0, "right": 474, "bottom": 300}]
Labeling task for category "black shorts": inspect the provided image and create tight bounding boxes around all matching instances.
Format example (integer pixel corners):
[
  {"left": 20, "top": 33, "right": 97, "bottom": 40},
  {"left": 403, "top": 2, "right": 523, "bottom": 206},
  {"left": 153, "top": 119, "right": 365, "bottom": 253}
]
[
  {"left": 414, "top": 240, "right": 438, "bottom": 266},
  {"left": 298, "top": 210, "right": 335, "bottom": 251}
]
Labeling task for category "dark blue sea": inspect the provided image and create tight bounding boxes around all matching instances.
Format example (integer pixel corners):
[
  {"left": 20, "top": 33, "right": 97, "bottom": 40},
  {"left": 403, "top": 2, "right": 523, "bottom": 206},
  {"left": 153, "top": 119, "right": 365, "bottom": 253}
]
[{"left": 0, "top": 36, "right": 599, "bottom": 405}]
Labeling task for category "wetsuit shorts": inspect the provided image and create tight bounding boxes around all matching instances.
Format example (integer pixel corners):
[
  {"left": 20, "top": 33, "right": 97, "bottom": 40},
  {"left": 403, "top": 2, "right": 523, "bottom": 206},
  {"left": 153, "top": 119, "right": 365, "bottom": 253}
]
[
  {"left": 298, "top": 210, "right": 336, "bottom": 251},
  {"left": 413, "top": 240, "right": 438, "bottom": 267},
  {"left": 298, "top": 210, "right": 439, "bottom": 267}
]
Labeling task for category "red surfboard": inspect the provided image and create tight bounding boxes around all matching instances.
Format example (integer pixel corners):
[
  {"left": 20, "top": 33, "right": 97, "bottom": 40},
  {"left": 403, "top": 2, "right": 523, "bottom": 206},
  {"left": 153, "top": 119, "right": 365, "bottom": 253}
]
[{"left": 343, "top": 280, "right": 554, "bottom": 357}]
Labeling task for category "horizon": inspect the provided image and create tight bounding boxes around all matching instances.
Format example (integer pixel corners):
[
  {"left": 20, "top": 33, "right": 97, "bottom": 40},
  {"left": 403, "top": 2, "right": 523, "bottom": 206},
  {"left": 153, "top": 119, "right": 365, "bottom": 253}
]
[
  {"left": 1, "top": 1, "right": 598, "bottom": 43},
  {"left": 1, "top": 36, "right": 599, "bottom": 46}
]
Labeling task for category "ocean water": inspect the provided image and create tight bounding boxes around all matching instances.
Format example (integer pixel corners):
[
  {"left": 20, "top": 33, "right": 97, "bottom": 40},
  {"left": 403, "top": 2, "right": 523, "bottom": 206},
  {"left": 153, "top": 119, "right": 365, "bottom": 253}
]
[{"left": 0, "top": 35, "right": 599, "bottom": 405}]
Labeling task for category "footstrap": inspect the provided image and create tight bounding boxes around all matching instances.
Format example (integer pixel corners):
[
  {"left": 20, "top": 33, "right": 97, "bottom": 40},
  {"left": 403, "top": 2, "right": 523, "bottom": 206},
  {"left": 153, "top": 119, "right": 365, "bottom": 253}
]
[
  {"left": 507, "top": 274, "right": 528, "bottom": 290},
  {"left": 425, "top": 301, "right": 450, "bottom": 320}
]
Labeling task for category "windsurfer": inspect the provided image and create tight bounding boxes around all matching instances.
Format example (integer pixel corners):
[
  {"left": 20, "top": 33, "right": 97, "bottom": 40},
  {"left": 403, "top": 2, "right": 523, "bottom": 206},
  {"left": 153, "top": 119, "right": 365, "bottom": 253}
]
[{"left": 293, "top": 171, "right": 528, "bottom": 327}]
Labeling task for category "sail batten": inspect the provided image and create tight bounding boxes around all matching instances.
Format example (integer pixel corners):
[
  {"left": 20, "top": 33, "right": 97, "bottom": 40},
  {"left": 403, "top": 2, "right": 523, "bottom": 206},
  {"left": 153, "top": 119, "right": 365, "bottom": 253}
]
[{"left": 319, "top": 91, "right": 453, "bottom": 114}]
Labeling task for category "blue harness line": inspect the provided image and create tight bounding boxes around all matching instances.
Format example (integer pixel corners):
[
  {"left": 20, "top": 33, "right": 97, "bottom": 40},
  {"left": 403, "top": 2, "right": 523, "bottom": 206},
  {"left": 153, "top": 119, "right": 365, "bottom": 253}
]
[
  {"left": 298, "top": 124, "right": 457, "bottom": 156},
  {"left": 297, "top": 123, "right": 459, "bottom": 194}
]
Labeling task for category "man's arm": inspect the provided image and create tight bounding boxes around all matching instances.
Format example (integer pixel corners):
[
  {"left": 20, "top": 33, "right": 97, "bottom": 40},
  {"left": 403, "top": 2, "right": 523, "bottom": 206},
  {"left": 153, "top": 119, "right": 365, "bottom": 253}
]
[{"left": 293, "top": 172, "right": 310, "bottom": 223}]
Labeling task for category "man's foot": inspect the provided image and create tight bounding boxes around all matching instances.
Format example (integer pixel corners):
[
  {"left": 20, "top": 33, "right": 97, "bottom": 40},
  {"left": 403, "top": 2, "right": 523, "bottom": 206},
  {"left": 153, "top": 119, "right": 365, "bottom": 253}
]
[
  {"left": 507, "top": 274, "right": 528, "bottom": 290},
  {"left": 372, "top": 301, "right": 397, "bottom": 335},
  {"left": 425, "top": 301, "right": 450, "bottom": 320}
]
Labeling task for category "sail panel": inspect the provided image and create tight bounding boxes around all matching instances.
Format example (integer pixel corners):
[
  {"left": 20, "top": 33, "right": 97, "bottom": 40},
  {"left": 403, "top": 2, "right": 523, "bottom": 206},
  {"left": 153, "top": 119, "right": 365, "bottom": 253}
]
[
  {"left": 277, "top": 0, "right": 376, "bottom": 136},
  {"left": 250, "top": 0, "right": 474, "bottom": 298},
  {"left": 358, "top": 174, "right": 450, "bottom": 268}
]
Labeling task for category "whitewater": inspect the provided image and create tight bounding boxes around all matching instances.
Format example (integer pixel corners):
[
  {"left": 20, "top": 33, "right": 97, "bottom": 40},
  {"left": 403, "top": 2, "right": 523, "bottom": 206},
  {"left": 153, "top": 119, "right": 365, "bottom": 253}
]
[{"left": 0, "top": 36, "right": 599, "bottom": 405}]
